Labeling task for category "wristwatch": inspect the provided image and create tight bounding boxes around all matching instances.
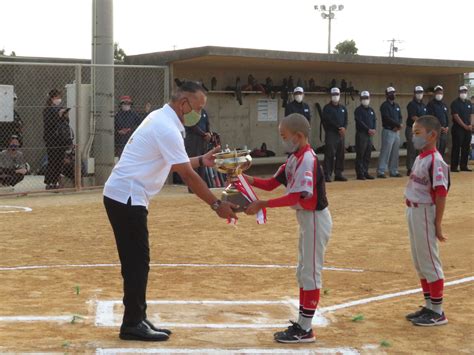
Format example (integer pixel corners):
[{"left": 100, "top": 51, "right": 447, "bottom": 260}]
[{"left": 210, "top": 200, "right": 222, "bottom": 211}]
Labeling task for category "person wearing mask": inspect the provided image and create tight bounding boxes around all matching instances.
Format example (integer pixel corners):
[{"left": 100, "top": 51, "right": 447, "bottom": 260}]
[
  {"left": 450, "top": 86, "right": 473, "bottom": 172},
  {"left": 0, "top": 136, "right": 29, "bottom": 187},
  {"left": 354, "top": 91, "right": 377, "bottom": 180},
  {"left": 285, "top": 87, "right": 311, "bottom": 122},
  {"left": 1, "top": 93, "right": 24, "bottom": 149},
  {"left": 426, "top": 85, "right": 449, "bottom": 158},
  {"left": 43, "top": 89, "right": 68, "bottom": 190},
  {"left": 322, "top": 87, "right": 348, "bottom": 182},
  {"left": 377, "top": 87, "right": 403, "bottom": 178},
  {"left": 115, "top": 96, "right": 141, "bottom": 157},
  {"left": 184, "top": 109, "right": 212, "bottom": 183},
  {"left": 406, "top": 86, "right": 427, "bottom": 175}
]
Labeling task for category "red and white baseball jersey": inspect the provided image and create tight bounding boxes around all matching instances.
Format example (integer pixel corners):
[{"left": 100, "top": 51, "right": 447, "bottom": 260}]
[{"left": 404, "top": 149, "right": 450, "bottom": 204}]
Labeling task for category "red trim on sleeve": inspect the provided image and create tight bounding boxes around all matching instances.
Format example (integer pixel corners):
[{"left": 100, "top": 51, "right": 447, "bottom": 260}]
[
  {"left": 252, "top": 177, "right": 281, "bottom": 191},
  {"left": 434, "top": 185, "right": 447, "bottom": 197},
  {"left": 267, "top": 192, "right": 301, "bottom": 208}
]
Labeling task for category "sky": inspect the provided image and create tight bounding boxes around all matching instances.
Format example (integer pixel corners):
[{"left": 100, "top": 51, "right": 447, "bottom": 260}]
[{"left": 1, "top": 0, "right": 474, "bottom": 62}]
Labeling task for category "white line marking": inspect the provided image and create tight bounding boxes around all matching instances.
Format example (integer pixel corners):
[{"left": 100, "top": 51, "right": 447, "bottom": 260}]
[
  {"left": 0, "top": 205, "right": 32, "bottom": 214},
  {"left": 0, "top": 263, "right": 363, "bottom": 272},
  {"left": 318, "top": 276, "right": 474, "bottom": 314},
  {"left": 96, "top": 347, "right": 360, "bottom": 354},
  {"left": 0, "top": 315, "right": 72, "bottom": 322}
]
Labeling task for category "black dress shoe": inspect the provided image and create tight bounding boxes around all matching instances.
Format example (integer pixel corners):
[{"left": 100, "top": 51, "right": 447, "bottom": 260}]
[
  {"left": 356, "top": 175, "right": 366, "bottom": 180},
  {"left": 451, "top": 168, "right": 459, "bottom": 172},
  {"left": 144, "top": 318, "right": 172, "bottom": 335},
  {"left": 377, "top": 174, "right": 386, "bottom": 179},
  {"left": 335, "top": 175, "right": 348, "bottom": 182},
  {"left": 119, "top": 321, "right": 169, "bottom": 341},
  {"left": 460, "top": 167, "right": 472, "bottom": 172},
  {"left": 364, "top": 174, "right": 375, "bottom": 180}
]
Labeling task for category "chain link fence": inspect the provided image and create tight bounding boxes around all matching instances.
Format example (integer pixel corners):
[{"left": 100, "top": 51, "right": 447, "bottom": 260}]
[{"left": 0, "top": 62, "right": 168, "bottom": 195}]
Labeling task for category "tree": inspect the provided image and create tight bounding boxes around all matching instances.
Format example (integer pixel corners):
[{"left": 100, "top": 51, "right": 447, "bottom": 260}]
[
  {"left": 114, "top": 42, "right": 126, "bottom": 63},
  {"left": 0, "top": 49, "right": 17, "bottom": 56},
  {"left": 10, "top": 51, "right": 16, "bottom": 56},
  {"left": 333, "top": 40, "right": 358, "bottom": 55}
]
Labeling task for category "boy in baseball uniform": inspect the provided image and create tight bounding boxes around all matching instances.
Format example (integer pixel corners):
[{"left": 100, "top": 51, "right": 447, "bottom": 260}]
[
  {"left": 245, "top": 113, "right": 332, "bottom": 343},
  {"left": 405, "top": 115, "right": 450, "bottom": 326}
]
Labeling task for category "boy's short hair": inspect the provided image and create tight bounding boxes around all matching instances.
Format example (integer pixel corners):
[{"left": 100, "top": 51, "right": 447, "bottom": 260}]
[
  {"left": 280, "top": 113, "right": 311, "bottom": 137},
  {"left": 416, "top": 115, "right": 441, "bottom": 136}
]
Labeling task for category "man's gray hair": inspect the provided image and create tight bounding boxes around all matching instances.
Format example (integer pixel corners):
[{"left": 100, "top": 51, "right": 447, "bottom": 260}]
[{"left": 171, "top": 81, "right": 207, "bottom": 101}]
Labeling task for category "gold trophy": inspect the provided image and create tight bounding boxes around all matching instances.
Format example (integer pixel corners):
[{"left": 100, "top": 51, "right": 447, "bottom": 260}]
[{"left": 214, "top": 147, "right": 253, "bottom": 212}]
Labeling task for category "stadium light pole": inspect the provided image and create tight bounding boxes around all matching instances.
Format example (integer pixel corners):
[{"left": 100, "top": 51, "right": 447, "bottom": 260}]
[{"left": 314, "top": 4, "right": 344, "bottom": 54}]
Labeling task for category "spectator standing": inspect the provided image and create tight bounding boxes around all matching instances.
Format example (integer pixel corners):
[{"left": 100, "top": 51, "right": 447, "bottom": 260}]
[{"left": 115, "top": 95, "right": 141, "bottom": 157}]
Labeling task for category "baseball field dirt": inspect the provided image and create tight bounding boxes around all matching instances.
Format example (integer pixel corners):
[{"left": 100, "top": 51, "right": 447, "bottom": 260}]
[{"left": 0, "top": 173, "right": 472, "bottom": 354}]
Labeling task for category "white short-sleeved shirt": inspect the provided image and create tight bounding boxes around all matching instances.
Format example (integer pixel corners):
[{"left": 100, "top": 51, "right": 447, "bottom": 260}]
[
  {"left": 404, "top": 149, "right": 449, "bottom": 204},
  {"left": 103, "top": 104, "right": 190, "bottom": 208}
]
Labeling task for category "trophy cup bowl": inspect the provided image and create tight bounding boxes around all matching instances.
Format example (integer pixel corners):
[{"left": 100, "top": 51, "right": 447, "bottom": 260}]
[{"left": 214, "top": 149, "right": 252, "bottom": 212}]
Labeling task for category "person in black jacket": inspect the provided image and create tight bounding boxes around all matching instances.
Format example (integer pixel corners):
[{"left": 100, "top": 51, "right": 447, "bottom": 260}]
[
  {"left": 285, "top": 87, "right": 311, "bottom": 122},
  {"left": 354, "top": 91, "right": 376, "bottom": 180},
  {"left": 322, "top": 87, "right": 348, "bottom": 182},
  {"left": 43, "top": 89, "right": 69, "bottom": 190},
  {"left": 377, "top": 86, "right": 403, "bottom": 178},
  {"left": 450, "top": 85, "right": 473, "bottom": 172},
  {"left": 405, "top": 86, "right": 427, "bottom": 175},
  {"left": 426, "top": 85, "right": 449, "bottom": 158},
  {"left": 115, "top": 95, "right": 141, "bottom": 157}
]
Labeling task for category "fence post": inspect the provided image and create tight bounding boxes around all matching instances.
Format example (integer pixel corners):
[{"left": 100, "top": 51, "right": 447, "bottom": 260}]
[{"left": 74, "top": 65, "right": 82, "bottom": 191}]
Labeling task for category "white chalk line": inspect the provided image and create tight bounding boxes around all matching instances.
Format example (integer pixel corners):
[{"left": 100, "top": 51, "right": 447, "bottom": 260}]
[
  {"left": 0, "top": 263, "right": 364, "bottom": 273},
  {"left": 0, "top": 315, "right": 75, "bottom": 322},
  {"left": 0, "top": 205, "right": 32, "bottom": 214},
  {"left": 96, "top": 348, "right": 359, "bottom": 355}
]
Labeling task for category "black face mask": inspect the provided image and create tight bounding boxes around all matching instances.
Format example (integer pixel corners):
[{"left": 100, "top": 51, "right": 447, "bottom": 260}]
[
  {"left": 388, "top": 94, "right": 396, "bottom": 100},
  {"left": 9, "top": 145, "right": 18, "bottom": 150}
]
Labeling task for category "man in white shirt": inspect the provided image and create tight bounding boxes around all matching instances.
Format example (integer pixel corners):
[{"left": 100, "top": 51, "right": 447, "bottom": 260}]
[{"left": 103, "top": 81, "right": 237, "bottom": 342}]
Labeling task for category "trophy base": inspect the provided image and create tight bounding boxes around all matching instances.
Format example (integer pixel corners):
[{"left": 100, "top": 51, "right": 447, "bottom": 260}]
[{"left": 222, "top": 188, "right": 250, "bottom": 213}]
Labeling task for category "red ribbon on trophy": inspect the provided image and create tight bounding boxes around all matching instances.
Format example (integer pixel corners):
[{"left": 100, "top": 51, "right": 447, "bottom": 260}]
[{"left": 227, "top": 175, "right": 267, "bottom": 225}]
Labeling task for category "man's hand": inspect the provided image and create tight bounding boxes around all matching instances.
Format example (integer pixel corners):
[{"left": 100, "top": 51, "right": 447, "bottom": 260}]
[
  {"left": 338, "top": 127, "right": 346, "bottom": 137},
  {"left": 58, "top": 108, "right": 66, "bottom": 117},
  {"left": 15, "top": 168, "right": 27, "bottom": 175},
  {"left": 368, "top": 129, "right": 376, "bottom": 136},
  {"left": 442, "top": 127, "right": 449, "bottom": 134},
  {"left": 245, "top": 200, "right": 267, "bottom": 215},
  {"left": 215, "top": 201, "right": 239, "bottom": 219},
  {"left": 118, "top": 128, "right": 131, "bottom": 135},
  {"left": 202, "top": 145, "right": 221, "bottom": 167},
  {"left": 467, "top": 124, "right": 473, "bottom": 132},
  {"left": 436, "top": 224, "right": 447, "bottom": 242},
  {"left": 144, "top": 102, "right": 152, "bottom": 113}
]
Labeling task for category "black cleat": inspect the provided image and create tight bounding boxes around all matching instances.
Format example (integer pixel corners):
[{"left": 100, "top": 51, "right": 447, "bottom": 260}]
[
  {"left": 411, "top": 309, "right": 448, "bottom": 326},
  {"left": 325, "top": 176, "right": 332, "bottom": 183},
  {"left": 335, "top": 175, "right": 348, "bottom": 182},
  {"left": 406, "top": 306, "right": 431, "bottom": 321},
  {"left": 364, "top": 174, "right": 375, "bottom": 180},
  {"left": 460, "top": 167, "right": 472, "bottom": 172},
  {"left": 451, "top": 168, "right": 459, "bottom": 172},
  {"left": 144, "top": 318, "right": 172, "bottom": 335},
  {"left": 356, "top": 175, "right": 366, "bottom": 180},
  {"left": 377, "top": 174, "right": 386, "bottom": 179},
  {"left": 274, "top": 321, "right": 315, "bottom": 343},
  {"left": 390, "top": 173, "right": 403, "bottom": 178},
  {"left": 119, "top": 321, "right": 169, "bottom": 341}
]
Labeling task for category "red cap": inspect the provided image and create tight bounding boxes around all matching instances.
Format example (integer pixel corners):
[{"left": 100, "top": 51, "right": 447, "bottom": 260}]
[{"left": 120, "top": 95, "right": 132, "bottom": 103}]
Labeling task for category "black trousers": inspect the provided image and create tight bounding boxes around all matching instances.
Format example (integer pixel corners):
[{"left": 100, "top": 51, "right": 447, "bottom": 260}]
[
  {"left": 324, "top": 130, "right": 345, "bottom": 178},
  {"left": 103, "top": 196, "right": 150, "bottom": 326},
  {"left": 0, "top": 172, "right": 24, "bottom": 187},
  {"left": 44, "top": 146, "right": 66, "bottom": 185},
  {"left": 451, "top": 127, "right": 471, "bottom": 169},
  {"left": 405, "top": 126, "right": 418, "bottom": 173},
  {"left": 437, "top": 131, "right": 448, "bottom": 159},
  {"left": 355, "top": 131, "right": 372, "bottom": 177}
]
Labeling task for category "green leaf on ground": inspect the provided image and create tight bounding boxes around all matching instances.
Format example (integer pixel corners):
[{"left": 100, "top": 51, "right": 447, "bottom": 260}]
[
  {"left": 380, "top": 340, "right": 391, "bottom": 347},
  {"left": 351, "top": 314, "right": 364, "bottom": 322},
  {"left": 74, "top": 285, "right": 80, "bottom": 295}
]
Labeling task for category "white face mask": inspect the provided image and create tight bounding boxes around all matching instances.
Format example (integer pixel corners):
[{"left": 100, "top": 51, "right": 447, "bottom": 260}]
[
  {"left": 52, "top": 98, "right": 62, "bottom": 106},
  {"left": 435, "top": 94, "right": 443, "bottom": 101},
  {"left": 294, "top": 94, "right": 304, "bottom": 103},
  {"left": 122, "top": 105, "right": 131, "bottom": 111},
  {"left": 331, "top": 95, "right": 340, "bottom": 103},
  {"left": 415, "top": 93, "right": 423, "bottom": 101},
  {"left": 282, "top": 136, "right": 299, "bottom": 153},
  {"left": 361, "top": 99, "right": 370, "bottom": 107},
  {"left": 460, "top": 93, "right": 468, "bottom": 100}
]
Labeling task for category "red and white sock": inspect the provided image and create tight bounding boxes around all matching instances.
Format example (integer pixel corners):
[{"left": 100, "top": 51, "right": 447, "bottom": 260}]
[
  {"left": 420, "top": 279, "right": 432, "bottom": 310},
  {"left": 298, "top": 289, "right": 320, "bottom": 331},
  {"left": 429, "top": 279, "right": 444, "bottom": 315}
]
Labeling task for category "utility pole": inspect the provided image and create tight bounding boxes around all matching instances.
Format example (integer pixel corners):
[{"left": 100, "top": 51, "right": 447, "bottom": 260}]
[
  {"left": 387, "top": 39, "right": 403, "bottom": 57},
  {"left": 314, "top": 4, "right": 344, "bottom": 54}
]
